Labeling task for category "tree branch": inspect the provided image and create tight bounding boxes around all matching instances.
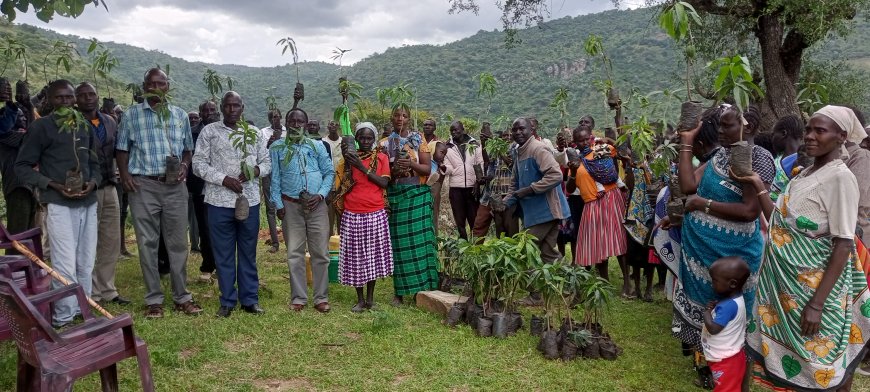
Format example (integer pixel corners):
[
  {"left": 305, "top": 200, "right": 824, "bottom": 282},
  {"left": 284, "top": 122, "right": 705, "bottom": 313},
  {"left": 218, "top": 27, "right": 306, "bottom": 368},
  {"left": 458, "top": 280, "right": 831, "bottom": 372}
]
[{"left": 686, "top": 0, "right": 757, "bottom": 18}]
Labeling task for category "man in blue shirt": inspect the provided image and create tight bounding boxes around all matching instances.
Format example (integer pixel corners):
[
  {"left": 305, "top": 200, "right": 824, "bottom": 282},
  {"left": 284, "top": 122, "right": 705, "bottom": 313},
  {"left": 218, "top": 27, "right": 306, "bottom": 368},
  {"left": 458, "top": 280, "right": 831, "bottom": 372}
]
[
  {"left": 270, "top": 107, "right": 335, "bottom": 313},
  {"left": 116, "top": 68, "right": 202, "bottom": 318}
]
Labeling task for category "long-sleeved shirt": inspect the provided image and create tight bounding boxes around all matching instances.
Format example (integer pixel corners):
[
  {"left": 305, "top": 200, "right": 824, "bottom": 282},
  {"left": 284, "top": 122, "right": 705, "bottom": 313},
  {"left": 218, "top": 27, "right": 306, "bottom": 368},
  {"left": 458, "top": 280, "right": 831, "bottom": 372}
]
[
  {"left": 14, "top": 112, "right": 101, "bottom": 207},
  {"left": 192, "top": 121, "right": 271, "bottom": 208},
  {"left": 504, "top": 137, "right": 569, "bottom": 227},
  {"left": 116, "top": 101, "right": 193, "bottom": 176},
  {"left": 269, "top": 137, "right": 335, "bottom": 210},
  {"left": 89, "top": 112, "right": 118, "bottom": 188},
  {"left": 480, "top": 157, "right": 513, "bottom": 206},
  {"left": 444, "top": 135, "right": 484, "bottom": 188}
]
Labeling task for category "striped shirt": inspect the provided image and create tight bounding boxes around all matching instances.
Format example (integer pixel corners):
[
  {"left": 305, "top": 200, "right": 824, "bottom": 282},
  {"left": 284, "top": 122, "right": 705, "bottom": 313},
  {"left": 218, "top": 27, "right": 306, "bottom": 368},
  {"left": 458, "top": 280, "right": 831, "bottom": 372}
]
[{"left": 116, "top": 101, "right": 193, "bottom": 176}]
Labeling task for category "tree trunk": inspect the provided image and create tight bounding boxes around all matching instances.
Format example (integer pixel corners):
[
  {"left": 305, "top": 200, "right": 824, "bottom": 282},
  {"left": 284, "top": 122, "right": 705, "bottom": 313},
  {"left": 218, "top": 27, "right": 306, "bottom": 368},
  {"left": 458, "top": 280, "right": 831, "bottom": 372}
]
[{"left": 755, "top": 13, "right": 802, "bottom": 132}]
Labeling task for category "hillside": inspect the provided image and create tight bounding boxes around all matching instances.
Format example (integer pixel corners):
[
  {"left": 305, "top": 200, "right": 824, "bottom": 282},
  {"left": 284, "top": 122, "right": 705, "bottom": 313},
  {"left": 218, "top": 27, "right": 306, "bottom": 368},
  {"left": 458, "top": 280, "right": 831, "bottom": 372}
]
[{"left": 2, "top": 7, "right": 868, "bottom": 134}]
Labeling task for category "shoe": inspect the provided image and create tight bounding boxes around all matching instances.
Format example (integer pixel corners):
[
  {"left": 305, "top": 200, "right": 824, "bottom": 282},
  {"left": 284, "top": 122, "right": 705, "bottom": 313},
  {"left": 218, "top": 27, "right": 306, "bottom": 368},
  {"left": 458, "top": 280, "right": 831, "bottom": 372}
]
[
  {"left": 314, "top": 302, "right": 331, "bottom": 313},
  {"left": 174, "top": 300, "right": 203, "bottom": 315},
  {"left": 216, "top": 306, "right": 233, "bottom": 318},
  {"left": 145, "top": 304, "right": 164, "bottom": 319},
  {"left": 267, "top": 245, "right": 279, "bottom": 254},
  {"left": 351, "top": 303, "right": 366, "bottom": 313},
  {"left": 857, "top": 366, "right": 870, "bottom": 376},
  {"left": 241, "top": 304, "right": 265, "bottom": 314},
  {"left": 108, "top": 296, "right": 132, "bottom": 305},
  {"left": 198, "top": 272, "right": 212, "bottom": 283},
  {"left": 289, "top": 304, "right": 305, "bottom": 312}
]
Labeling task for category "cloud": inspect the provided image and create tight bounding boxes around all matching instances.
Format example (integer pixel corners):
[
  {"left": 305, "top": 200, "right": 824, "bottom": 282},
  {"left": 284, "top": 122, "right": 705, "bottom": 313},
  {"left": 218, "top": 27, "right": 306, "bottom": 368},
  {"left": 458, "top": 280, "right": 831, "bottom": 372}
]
[{"left": 14, "top": 0, "right": 617, "bottom": 67}]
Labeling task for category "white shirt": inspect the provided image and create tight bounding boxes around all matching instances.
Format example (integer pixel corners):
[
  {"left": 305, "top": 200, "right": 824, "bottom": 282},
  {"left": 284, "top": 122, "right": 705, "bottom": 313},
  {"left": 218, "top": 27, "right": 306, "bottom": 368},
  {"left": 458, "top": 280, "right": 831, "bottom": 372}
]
[
  {"left": 193, "top": 122, "right": 271, "bottom": 208},
  {"left": 701, "top": 296, "right": 746, "bottom": 362}
]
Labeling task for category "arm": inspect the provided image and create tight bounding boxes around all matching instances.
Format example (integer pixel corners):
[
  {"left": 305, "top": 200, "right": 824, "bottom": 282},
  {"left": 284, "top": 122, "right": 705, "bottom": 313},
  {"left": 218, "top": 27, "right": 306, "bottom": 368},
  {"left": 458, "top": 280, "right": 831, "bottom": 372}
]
[
  {"left": 256, "top": 132, "right": 272, "bottom": 178},
  {"left": 13, "top": 121, "right": 51, "bottom": 190},
  {"left": 684, "top": 180, "right": 761, "bottom": 222},
  {"left": 528, "top": 147, "right": 564, "bottom": 194},
  {"left": 702, "top": 301, "right": 728, "bottom": 335},
  {"left": 316, "top": 144, "right": 335, "bottom": 199},
  {"left": 115, "top": 110, "right": 138, "bottom": 192},
  {"left": 84, "top": 126, "right": 101, "bottom": 191},
  {"left": 191, "top": 128, "right": 227, "bottom": 186},
  {"left": 269, "top": 146, "right": 284, "bottom": 210},
  {"left": 504, "top": 157, "right": 519, "bottom": 207},
  {"left": 732, "top": 172, "right": 775, "bottom": 220},
  {"left": 678, "top": 124, "right": 704, "bottom": 195},
  {"left": 800, "top": 238, "right": 854, "bottom": 336}
]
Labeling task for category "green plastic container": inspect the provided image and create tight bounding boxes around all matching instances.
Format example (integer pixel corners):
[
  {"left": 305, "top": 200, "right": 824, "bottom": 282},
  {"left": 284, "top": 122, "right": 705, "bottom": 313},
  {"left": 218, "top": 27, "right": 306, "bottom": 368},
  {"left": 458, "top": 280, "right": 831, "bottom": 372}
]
[{"left": 328, "top": 254, "right": 339, "bottom": 283}]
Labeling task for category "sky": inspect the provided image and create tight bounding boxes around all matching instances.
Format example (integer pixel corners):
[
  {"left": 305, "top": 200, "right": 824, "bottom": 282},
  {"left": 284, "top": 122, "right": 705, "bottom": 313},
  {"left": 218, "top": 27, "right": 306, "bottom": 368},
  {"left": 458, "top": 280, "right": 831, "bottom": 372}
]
[{"left": 13, "top": 0, "right": 637, "bottom": 67}]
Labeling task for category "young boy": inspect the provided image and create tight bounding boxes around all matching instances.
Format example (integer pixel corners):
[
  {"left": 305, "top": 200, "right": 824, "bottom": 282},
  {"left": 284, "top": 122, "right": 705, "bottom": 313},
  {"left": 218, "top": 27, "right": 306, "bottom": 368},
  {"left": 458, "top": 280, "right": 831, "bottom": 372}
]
[{"left": 702, "top": 256, "right": 750, "bottom": 392}]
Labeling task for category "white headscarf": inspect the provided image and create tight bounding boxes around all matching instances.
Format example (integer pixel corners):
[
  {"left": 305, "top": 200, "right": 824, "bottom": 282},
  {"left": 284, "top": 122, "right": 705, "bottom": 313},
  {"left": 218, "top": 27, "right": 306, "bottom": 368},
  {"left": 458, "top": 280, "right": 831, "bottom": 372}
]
[
  {"left": 355, "top": 121, "right": 378, "bottom": 135},
  {"left": 814, "top": 105, "right": 868, "bottom": 144}
]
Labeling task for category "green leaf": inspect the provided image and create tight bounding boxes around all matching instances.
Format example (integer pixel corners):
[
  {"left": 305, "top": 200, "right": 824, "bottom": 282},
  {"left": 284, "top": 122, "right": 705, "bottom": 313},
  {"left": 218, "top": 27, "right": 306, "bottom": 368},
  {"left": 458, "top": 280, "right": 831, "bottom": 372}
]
[
  {"left": 781, "top": 356, "right": 801, "bottom": 379},
  {"left": 861, "top": 300, "right": 870, "bottom": 318}
]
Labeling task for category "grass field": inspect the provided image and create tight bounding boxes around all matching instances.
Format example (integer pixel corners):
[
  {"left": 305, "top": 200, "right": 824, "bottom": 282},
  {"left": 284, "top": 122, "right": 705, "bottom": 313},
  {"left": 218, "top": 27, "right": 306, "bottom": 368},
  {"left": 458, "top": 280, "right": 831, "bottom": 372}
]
[{"left": 1, "top": 232, "right": 868, "bottom": 391}]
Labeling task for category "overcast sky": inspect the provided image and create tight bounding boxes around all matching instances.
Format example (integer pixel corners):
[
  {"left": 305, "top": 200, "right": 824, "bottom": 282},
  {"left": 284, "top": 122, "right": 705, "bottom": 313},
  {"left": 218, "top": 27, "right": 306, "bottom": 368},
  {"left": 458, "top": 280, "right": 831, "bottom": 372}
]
[{"left": 13, "top": 0, "right": 639, "bottom": 67}]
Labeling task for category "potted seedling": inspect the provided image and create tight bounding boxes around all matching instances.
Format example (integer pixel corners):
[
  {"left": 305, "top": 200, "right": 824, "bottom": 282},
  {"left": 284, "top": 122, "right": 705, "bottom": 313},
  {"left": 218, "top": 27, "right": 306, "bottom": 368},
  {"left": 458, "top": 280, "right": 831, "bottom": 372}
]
[
  {"left": 658, "top": 1, "right": 704, "bottom": 132},
  {"left": 483, "top": 136, "right": 511, "bottom": 211},
  {"left": 53, "top": 106, "right": 90, "bottom": 190},
  {"left": 1, "top": 37, "right": 28, "bottom": 80},
  {"left": 277, "top": 37, "right": 303, "bottom": 108},
  {"left": 708, "top": 55, "right": 763, "bottom": 177},
  {"left": 229, "top": 115, "right": 260, "bottom": 221},
  {"left": 336, "top": 76, "right": 363, "bottom": 154},
  {"left": 583, "top": 35, "right": 618, "bottom": 110}
]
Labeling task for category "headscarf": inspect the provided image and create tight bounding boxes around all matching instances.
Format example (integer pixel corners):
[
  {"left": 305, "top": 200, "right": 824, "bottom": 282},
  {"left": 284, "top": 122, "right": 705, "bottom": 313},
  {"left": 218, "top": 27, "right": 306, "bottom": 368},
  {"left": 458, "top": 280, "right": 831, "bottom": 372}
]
[
  {"left": 355, "top": 121, "right": 377, "bottom": 135},
  {"left": 814, "top": 105, "right": 868, "bottom": 144}
]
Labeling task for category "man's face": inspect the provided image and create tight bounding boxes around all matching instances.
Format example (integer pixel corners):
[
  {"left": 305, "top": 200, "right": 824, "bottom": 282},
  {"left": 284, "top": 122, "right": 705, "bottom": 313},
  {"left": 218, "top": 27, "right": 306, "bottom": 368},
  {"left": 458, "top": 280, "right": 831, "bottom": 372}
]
[
  {"left": 143, "top": 70, "right": 169, "bottom": 96},
  {"left": 578, "top": 117, "right": 594, "bottom": 130},
  {"left": 200, "top": 102, "right": 219, "bottom": 124},
  {"left": 75, "top": 84, "right": 99, "bottom": 113},
  {"left": 422, "top": 120, "right": 436, "bottom": 135},
  {"left": 327, "top": 121, "right": 339, "bottom": 138},
  {"left": 286, "top": 111, "right": 307, "bottom": 132},
  {"left": 306, "top": 120, "right": 320, "bottom": 136},
  {"left": 449, "top": 122, "right": 465, "bottom": 141},
  {"left": 188, "top": 112, "right": 201, "bottom": 128},
  {"left": 268, "top": 112, "right": 282, "bottom": 129},
  {"left": 221, "top": 95, "right": 244, "bottom": 126},
  {"left": 50, "top": 85, "right": 76, "bottom": 110},
  {"left": 511, "top": 119, "right": 532, "bottom": 146}
]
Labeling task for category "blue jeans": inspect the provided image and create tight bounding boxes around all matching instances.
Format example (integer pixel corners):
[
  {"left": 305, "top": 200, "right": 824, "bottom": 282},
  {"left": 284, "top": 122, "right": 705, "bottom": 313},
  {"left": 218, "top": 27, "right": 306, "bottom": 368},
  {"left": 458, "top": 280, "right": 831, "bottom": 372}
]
[{"left": 207, "top": 204, "right": 260, "bottom": 307}]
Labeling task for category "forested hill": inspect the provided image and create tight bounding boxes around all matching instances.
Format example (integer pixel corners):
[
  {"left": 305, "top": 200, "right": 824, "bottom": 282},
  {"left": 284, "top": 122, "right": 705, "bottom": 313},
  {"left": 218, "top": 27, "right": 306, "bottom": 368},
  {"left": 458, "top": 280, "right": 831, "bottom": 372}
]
[{"left": 2, "top": 7, "right": 868, "bottom": 134}]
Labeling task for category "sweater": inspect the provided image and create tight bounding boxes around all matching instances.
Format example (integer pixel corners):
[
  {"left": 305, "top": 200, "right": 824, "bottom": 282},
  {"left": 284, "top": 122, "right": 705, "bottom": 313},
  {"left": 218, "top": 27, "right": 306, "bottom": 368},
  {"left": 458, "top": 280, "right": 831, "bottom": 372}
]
[
  {"left": 14, "top": 113, "right": 101, "bottom": 207},
  {"left": 505, "top": 137, "right": 569, "bottom": 227}
]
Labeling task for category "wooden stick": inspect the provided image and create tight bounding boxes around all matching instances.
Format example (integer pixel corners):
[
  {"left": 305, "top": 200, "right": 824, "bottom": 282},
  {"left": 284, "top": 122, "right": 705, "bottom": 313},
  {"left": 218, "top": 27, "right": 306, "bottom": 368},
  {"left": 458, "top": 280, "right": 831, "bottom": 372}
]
[{"left": 11, "top": 240, "right": 114, "bottom": 319}]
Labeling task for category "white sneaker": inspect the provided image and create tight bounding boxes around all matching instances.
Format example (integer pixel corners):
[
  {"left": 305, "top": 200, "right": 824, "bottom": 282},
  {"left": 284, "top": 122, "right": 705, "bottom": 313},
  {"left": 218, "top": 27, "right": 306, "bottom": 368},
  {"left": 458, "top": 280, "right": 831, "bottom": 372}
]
[{"left": 198, "top": 272, "right": 212, "bottom": 282}]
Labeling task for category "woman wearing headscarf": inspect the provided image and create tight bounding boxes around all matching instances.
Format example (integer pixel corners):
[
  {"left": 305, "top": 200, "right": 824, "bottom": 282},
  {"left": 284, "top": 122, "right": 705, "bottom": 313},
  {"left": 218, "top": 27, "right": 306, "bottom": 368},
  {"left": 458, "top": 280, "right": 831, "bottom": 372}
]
[
  {"left": 674, "top": 104, "right": 775, "bottom": 387},
  {"left": 743, "top": 106, "right": 869, "bottom": 391},
  {"left": 333, "top": 122, "right": 393, "bottom": 312},
  {"left": 378, "top": 104, "right": 438, "bottom": 306}
]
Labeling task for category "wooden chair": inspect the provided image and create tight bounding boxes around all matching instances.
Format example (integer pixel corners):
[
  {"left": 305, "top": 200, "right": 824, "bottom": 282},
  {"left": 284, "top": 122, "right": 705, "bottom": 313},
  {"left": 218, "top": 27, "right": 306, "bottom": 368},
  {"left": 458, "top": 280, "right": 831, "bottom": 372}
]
[
  {"left": 0, "top": 223, "right": 44, "bottom": 260},
  {"left": 0, "top": 258, "right": 51, "bottom": 341},
  {"left": 0, "top": 275, "right": 154, "bottom": 391}
]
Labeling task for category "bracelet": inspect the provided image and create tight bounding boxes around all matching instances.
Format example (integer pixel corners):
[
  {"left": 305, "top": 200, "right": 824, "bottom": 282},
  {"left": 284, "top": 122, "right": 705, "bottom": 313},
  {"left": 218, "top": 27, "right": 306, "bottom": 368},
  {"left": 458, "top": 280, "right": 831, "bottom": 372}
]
[
  {"left": 757, "top": 189, "right": 769, "bottom": 197},
  {"left": 680, "top": 144, "right": 693, "bottom": 148},
  {"left": 704, "top": 198, "right": 712, "bottom": 214},
  {"left": 807, "top": 303, "right": 823, "bottom": 311}
]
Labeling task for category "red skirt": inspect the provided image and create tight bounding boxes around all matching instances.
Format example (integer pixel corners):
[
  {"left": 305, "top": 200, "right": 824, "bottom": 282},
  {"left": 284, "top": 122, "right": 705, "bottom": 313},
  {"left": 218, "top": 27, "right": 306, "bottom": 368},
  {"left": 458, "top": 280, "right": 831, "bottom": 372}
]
[{"left": 575, "top": 188, "right": 627, "bottom": 266}]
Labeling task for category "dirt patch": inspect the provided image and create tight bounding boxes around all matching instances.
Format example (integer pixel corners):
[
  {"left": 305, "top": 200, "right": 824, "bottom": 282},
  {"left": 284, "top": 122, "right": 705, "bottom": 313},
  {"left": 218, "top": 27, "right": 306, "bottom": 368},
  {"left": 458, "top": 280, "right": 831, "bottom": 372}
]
[
  {"left": 179, "top": 347, "right": 199, "bottom": 360},
  {"left": 343, "top": 332, "right": 361, "bottom": 341},
  {"left": 391, "top": 374, "right": 411, "bottom": 387},
  {"left": 253, "top": 378, "right": 314, "bottom": 392}
]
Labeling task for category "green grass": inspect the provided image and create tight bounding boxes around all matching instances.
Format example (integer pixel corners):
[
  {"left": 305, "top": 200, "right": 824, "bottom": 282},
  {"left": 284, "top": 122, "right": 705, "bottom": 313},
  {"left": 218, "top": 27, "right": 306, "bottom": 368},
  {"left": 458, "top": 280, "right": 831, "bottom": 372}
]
[{"left": 2, "top": 239, "right": 868, "bottom": 391}]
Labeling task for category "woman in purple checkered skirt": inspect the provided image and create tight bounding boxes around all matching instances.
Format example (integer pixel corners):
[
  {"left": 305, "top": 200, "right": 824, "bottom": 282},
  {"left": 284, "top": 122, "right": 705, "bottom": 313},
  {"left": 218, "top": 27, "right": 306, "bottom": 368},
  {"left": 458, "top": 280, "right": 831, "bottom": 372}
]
[{"left": 333, "top": 122, "right": 394, "bottom": 312}]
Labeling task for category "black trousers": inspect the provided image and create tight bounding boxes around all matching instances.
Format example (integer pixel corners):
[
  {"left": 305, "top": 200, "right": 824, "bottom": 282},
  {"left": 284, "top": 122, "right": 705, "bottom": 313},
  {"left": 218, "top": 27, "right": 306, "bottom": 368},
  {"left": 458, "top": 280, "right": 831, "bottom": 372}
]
[
  {"left": 192, "top": 194, "right": 215, "bottom": 273},
  {"left": 448, "top": 187, "right": 479, "bottom": 240}
]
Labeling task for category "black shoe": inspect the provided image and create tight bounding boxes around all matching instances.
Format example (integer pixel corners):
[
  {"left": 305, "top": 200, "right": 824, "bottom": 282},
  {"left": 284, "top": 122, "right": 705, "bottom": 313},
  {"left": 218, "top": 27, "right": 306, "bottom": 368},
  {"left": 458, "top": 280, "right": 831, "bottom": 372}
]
[
  {"left": 216, "top": 306, "right": 233, "bottom": 318},
  {"left": 109, "top": 296, "right": 132, "bottom": 305},
  {"left": 241, "top": 304, "right": 265, "bottom": 314}
]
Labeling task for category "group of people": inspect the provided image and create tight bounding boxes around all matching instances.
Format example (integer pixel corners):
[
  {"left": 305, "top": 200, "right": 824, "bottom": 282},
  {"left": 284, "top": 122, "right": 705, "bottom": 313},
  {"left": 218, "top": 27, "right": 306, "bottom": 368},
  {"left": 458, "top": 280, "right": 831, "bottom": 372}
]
[{"left": 3, "top": 67, "right": 870, "bottom": 391}]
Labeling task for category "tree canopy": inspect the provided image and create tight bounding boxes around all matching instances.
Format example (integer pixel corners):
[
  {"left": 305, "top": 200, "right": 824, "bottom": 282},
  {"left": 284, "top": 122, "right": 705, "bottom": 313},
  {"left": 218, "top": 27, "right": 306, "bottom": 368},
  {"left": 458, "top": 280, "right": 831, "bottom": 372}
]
[{"left": 0, "top": 0, "right": 106, "bottom": 23}]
